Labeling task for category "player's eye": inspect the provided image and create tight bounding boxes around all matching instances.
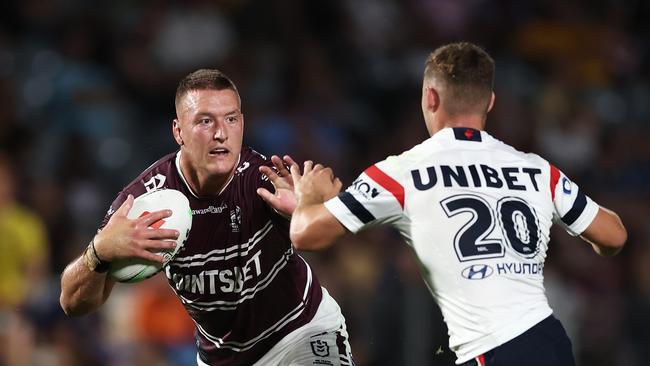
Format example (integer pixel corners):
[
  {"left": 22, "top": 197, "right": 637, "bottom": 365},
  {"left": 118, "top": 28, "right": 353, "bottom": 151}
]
[
  {"left": 199, "top": 118, "right": 211, "bottom": 125},
  {"left": 225, "top": 115, "right": 239, "bottom": 124}
]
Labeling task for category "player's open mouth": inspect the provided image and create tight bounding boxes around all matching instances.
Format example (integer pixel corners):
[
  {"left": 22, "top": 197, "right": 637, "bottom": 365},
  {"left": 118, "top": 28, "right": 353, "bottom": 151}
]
[{"left": 209, "top": 148, "right": 229, "bottom": 156}]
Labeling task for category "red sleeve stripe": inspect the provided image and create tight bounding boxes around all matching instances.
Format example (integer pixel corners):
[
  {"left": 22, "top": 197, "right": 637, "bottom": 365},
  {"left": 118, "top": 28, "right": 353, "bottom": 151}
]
[
  {"left": 364, "top": 164, "right": 405, "bottom": 209},
  {"left": 476, "top": 354, "right": 486, "bottom": 366},
  {"left": 550, "top": 164, "right": 560, "bottom": 201}
]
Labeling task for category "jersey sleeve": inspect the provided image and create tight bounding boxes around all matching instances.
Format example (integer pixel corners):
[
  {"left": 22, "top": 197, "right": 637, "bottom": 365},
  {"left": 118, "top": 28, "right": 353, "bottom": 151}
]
[
  {"left": 324, "top": 159, "right": 405, "bottom": 233},
  {"left": 98, "top": 183, "right": 148, "bottom": 231},
  {"left": 98, "top": 191, "right": 128, "bottom": 231},
  {"left": 549, "top": 164, "right": 599, "bottom": 236}
]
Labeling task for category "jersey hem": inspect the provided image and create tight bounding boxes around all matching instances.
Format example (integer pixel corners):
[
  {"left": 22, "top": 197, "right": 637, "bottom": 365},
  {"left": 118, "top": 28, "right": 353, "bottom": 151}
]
[{"left": 453, "top": 308, "right": 553, "bottom": 364}]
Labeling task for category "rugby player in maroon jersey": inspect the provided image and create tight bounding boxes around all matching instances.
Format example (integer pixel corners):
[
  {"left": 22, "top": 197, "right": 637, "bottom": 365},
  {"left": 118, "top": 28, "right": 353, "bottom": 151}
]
[{"left": 60, "top": 69, "right": 354, "bottom": 366}]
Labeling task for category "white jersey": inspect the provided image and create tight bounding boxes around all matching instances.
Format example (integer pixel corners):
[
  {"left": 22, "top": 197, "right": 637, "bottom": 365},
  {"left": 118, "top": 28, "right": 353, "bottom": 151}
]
[{"left": 324, "top": 127, "right": 599, "bottom": 364}]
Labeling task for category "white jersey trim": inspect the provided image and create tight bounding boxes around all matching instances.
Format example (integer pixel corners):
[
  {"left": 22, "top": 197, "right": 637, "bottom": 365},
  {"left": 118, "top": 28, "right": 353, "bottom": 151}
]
[
  {"left": 178, "top": 247, "right": 295, "bottom": 310},
  {"left": 175, "top": 151, "right": 239, "bottom": 198},
  {"left": 324, "top": 197, "right": 365, "bottom": 233},
  {"left": 191, "top": 261, "right": 313, "bottom": 351},
  {"left": 172, "top": 221, "right": 273, "bottom": 266}
]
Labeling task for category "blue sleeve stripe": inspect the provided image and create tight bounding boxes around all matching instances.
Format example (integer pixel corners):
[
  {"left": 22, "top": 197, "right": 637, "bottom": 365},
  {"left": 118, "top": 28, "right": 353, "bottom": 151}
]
[
  {"left": 561, "top": 191, "right": 587, "bottom": 226},
  {"left": 339, "top": 192, "right": 375, "bottom": 224}
]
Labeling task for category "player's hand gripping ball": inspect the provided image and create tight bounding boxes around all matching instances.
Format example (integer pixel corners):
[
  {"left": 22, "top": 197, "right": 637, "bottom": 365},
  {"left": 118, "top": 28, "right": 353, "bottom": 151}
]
[{"left": 109, "top": 189, "right": 192, "bottom": 283}]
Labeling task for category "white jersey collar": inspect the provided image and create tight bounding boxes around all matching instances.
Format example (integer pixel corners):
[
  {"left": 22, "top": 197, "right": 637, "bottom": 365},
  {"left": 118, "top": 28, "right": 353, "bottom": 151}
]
[{"left": 175, "top": 150, "right": 240, "bottom": 198}]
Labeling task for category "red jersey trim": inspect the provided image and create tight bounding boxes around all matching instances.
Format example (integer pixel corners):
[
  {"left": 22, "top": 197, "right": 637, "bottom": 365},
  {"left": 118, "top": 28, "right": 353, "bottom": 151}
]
[
  {"left": 364, "top": 164, "right": 405, "bottom": 209},
  {"left": 550, "top": 164, "right": 560, "bottom": 201}
]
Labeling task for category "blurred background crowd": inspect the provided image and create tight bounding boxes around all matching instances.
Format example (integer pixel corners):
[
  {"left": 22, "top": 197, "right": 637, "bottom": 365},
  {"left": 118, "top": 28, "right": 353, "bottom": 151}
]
[{"left": 0, "top": 0, "right": 649, "bottom": 365}]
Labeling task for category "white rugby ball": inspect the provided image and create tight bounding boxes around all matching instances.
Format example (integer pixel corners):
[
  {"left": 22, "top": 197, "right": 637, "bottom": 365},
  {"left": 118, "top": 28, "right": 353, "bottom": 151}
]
[{"left": 109, "top": 188, "right": 192, "bottom": 283}]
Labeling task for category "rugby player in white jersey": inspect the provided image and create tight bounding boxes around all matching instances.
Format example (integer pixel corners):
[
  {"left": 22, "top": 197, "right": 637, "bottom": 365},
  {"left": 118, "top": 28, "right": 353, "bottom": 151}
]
[
  {"left": 288, "top": 42, "right": 626, "bottom": 366},
  {"left": 60, "top": 69, "right": 354, "bottom": 366}
]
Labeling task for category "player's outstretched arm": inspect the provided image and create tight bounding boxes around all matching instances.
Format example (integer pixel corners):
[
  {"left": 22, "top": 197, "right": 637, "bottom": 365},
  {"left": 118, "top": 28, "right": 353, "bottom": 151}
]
[
  {"left": 580, "top": 206, "right": 626, "bottom": 256},
  {"left": 60, "top": 195, "right": 178, "bottom": 316},
  {"left": 290, "top": 160, "right": 347, "bottom": 251}
]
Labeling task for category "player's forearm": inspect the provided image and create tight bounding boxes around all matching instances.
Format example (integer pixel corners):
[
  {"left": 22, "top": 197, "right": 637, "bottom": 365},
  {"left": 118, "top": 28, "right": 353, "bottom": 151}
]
[
  {"left": 290, "top": 204, "right": 343, "bottom": 251},
  {"left": 60, "top": 256, "right": 113, "bottom": 316},
  {"left": 588, "top": 242, "right": 622, "bottom": 257}
]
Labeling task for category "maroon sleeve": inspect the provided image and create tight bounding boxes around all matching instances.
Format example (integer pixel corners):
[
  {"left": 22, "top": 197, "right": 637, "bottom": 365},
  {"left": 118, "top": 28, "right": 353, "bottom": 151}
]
[
  {"left": 98, "top": 180, "right": 149, "bottom": 231},
  {"left": 98, "top": 191, "right": 128, "bottom": 231}
]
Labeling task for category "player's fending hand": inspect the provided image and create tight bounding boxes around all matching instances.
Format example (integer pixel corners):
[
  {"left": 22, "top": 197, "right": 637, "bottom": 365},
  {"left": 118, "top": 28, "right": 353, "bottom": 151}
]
[
  {"left": 257, "top": 155, "right": 300, "bottom": 216},
  {"left": 93, "top": 194, "right": 179, "bottom": 264},
  {"left": 291, "top": 160, "right": 343, "bottom": 206}
]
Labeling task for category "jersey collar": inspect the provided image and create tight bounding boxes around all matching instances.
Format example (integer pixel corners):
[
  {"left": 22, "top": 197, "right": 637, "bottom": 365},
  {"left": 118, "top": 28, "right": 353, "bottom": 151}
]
[
  {"left": 175, "top": 150, "right": 240, "bottom": 198},
  {"left": 432, "top": 127, "right": 486, "bottom": 143}
]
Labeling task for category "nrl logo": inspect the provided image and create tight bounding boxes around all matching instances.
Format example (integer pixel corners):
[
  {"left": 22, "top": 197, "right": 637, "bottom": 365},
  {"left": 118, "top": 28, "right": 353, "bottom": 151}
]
[{"left": 310, "top": 340, "right": 330, "bottom": 357}]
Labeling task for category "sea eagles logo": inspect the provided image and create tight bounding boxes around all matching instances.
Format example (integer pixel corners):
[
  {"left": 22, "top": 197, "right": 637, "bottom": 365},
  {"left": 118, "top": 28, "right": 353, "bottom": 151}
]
[
  {"left": 461, "top": 264, "right": 493, "bottom": 280},
  {"left": 230, "top": 206, "right": 241, "bottom": 232},
  {"left": 310, "top": 340, "right": 330, "bottom": 357}
]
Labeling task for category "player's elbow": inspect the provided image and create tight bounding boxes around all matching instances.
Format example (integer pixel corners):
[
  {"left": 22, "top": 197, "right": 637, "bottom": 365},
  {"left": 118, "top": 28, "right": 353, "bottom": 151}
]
[
  {"left": 606, "top": 211, "right": 627, "bottom": 253},
  {"left": 595, "top": 220, "right": 627, "bottom": 257},
  {"left": 60, "top": 294, "right": 82, "bottom": 316},
  {"left": 606, "top": 223, "right": 627, "bottom": 255},
  {"left": 59, "top": 289, "right": 99, "bottom": 316}
]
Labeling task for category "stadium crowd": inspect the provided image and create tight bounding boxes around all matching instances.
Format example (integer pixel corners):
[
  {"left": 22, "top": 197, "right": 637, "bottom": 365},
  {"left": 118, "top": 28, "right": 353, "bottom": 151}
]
[{"left": 0, "top": 0, "right": 648, "bottom": 365}]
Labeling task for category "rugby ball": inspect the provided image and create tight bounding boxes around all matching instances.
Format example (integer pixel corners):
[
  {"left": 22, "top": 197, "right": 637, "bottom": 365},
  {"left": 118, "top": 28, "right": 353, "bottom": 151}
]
[{"left": 109, "top": 189, "right": 192, "bottom": 283}]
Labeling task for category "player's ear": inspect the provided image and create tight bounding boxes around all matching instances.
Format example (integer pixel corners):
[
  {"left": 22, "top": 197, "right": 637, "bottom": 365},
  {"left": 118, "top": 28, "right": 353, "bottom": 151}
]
[
  {"left": 173, "top": 119, "right": 184, "bottom": 146},
  {"left": 487, "top": 92, "right": 496, "bottom": 113},
  {"left": 425, "top": 86, "right": 440, "bottom": 113}
]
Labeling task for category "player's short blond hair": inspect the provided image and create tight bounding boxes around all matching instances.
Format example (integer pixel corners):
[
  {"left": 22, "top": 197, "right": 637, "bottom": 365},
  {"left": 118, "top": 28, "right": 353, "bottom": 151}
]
[
  {"left": 424, "top": 42, "right": 494, "bottom": 115},
  {"left": 175, "top": 69, "right": 241, "bottom": 110}
]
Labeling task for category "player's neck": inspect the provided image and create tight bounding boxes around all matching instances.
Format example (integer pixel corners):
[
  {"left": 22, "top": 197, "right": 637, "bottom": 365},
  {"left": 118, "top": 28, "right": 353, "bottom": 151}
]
[
  {"left": 433, "top": 112, "right": 486, "bottom": 134},
  {"left": 179, "top": 157, "right": 234, "bottom": 197}
]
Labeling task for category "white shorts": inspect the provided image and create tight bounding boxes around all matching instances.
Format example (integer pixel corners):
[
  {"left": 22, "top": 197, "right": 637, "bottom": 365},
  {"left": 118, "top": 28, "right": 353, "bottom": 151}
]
[{"left": 197, "top": 287, "right": 354, "bottom": 366}]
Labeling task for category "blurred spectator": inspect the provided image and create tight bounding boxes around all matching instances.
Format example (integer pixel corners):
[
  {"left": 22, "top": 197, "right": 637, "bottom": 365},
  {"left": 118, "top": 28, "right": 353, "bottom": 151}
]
[
  {"left": 131, "top": 276, "right": 196, "bottom": 366},
  {"left": 0, "top": 153, "right": 49, "bottom": 365},
  {"left": 0, "top": 153, "right": 48, "bottom": 308}
]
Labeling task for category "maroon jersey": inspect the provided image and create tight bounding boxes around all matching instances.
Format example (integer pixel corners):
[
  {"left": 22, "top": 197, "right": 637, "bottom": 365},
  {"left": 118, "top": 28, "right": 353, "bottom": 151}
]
[{"left": 100, "top": 147, "right": 323, "bottom": 366}]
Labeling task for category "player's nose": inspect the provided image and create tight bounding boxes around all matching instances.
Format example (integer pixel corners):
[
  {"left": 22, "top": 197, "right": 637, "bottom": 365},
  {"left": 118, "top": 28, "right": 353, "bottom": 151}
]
[{"left": 213, "top": 126, "right": 227, "bottom": 141}]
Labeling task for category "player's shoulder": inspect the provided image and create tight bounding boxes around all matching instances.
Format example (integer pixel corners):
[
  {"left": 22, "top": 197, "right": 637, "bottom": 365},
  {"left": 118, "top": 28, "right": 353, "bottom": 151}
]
[
  {"left": 236, "top": 147, "right": 271, "bottom": 176},
  {"left": 232, "top": 147, "right": 275, "bottom": 191},
  {"left": 121, "top": 151, "right": 179, "bottom": 197},
  {"left": 370, "top": 140, "right": 431, "bottom": 180},
  {"left": 484, "top": 133, "right": 550, "bottom": 168},
  {"left": 388, "top": 138, "right": 437, "bottom": 166}
]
